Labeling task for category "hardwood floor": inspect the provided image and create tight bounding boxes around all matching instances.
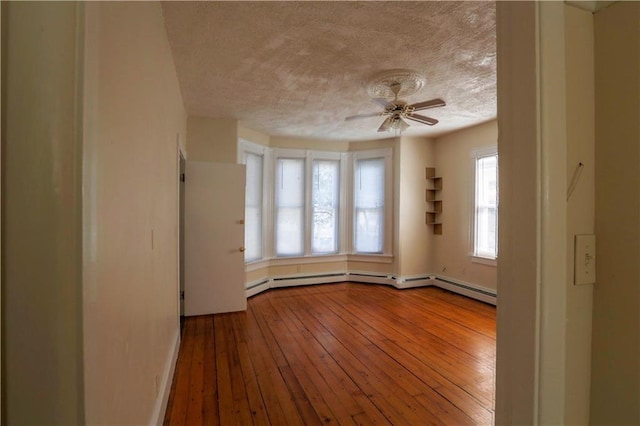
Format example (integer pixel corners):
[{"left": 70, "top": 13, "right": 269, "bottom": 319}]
[{"left": 164, "top": 283, "right": 496, "bottom": 425}]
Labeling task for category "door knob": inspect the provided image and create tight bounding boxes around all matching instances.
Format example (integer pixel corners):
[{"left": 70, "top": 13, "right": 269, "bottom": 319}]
[{"left": 239, "top": 247, "right": 246, "bottom": 252}]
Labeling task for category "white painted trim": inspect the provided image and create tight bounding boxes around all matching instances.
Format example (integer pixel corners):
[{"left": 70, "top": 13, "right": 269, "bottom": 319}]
[
  {"left": 243, "top": 269, "right": 496, "bottom": 306},
  {"left": 347, "top": 271, "right": 395, "bottom": 286},
  {"left": 394, "top": 275, "right": 433, "bottom": 289},
  {"left": 268, "top": 254, "right": 346, "bottom": 267},
  {"left": 432, "top": 276, "right": 497, "bottom": 306},
  {"left": 271, "top": 273, "right": 347, "bottom": 288},
  {"left": 149, "top": 331, "right": 180, "bottom": 426},
  {"left": 471, "top": 255, "right": 498, "bottom": 267},
  {"left": 246, "top": 281, "right": 270, "bottom": 298},
  {"left": 245, "top": 259, "right": 270, "bottom": 272},
  {"left": 347, "top": 254, "right": 394, "bottom": 264},
  {"left": 244, "top": 253, "right": 394, "bottom": 272}
]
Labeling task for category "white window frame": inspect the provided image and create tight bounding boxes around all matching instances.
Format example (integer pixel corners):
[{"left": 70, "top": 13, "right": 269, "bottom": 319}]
[
  {"left": 350, "top": 148, "right": 393, "bottom": 257},
  {"left": 238, "top": 139, "right": 271, "bottom": 265},
  {"left": 272, "top": 148, "right": 347, "bottom": 259},
  {"left": 238, "top": 140, "right": 393, "bottom": 268},
  {"left": 470, "top": 146, "right": 498, "bottom": 265},
  {"left": 310, "top": 154, "right": 344, "bottom": 255}
]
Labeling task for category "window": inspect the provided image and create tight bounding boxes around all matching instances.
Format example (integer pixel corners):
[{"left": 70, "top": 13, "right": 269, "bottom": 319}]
[
  {"left": 354, "top": 157, "right": 385, "bottom": 254},
  {"left": 474, "top": 150, "right": 498, "bottom": 260},
  {"left": 275, "top": 158, "right": 305, "bottom": 256},
  {"left": 243, "top": 152, "right": 263, "bottom": 262},
  {"left": 239, "top": 140, "right": 392, "bottom": 263},
  {"left": 312, "top": 160, "right": 339, "bottom": 254}
]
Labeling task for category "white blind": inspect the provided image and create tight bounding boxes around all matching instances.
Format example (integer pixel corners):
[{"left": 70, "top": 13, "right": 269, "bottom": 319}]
[
  {"left": 312, "top": 160, "right": 339, "bottom": 254},
  {"left": 354, "top": 158, "right": 384, "bottom": 253},
  {"left": 244, "top": 153, "right": 263, "bottom": 262},
  {"left": 275, "top": 158, "right": 305, "bottom": 256},
  {"left": 475, "top": 154, "right": 498, "bottom": 258}
]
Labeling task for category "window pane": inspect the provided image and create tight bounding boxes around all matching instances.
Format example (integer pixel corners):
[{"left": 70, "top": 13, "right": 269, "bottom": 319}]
[
  {"left": 312, "top": 160, "right": 339, "bottom": 254},
  {"left": 475, "top": 154, "right": 498, "bottom": 258},
  {"left": 276, "top": 158, "right": 305, "bottom": 256},
  {"left": 354, "top": 158, "right": 384, "bottom": 253},
  {"left": 244, "top": 153, "right": 262, "bottom": 261}
]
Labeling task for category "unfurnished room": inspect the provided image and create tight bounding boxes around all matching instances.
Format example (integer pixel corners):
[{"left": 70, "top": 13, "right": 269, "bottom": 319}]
[{"left": 3, "top": 1, "right": 639, "bottom": 425}]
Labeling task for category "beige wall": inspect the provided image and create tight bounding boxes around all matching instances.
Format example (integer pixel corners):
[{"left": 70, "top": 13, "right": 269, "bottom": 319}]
[
  {"left": 238, "top": 125, "right": 270, "bottom": 147},
  {"left": 271, "top": 136, "right": 349, "bottom": 152},
  {"left": 564, "top": 5, "right": 595, "bottom": 424},
  {"left": 397, "top": 136, "right": 436, "bottom": 277},
  {"left": 187, "top": 116, "right": 237, "bottom": 162},
  {"left": 591, "top": 2, "right": 640, "bottom": 423},
  {"left": 433, "top": 120, "right": 498, "bottom": 291},
  {"left": 82, "top": 2, "right": 186, "bottom": 424},
  {"left": 3, "top": 2, "right": 84, "bottom": 424}
]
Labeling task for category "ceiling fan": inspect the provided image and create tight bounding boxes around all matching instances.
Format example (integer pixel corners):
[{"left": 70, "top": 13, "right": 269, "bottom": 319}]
[{"left": 346, "top": 81, "right": 446, "bottom": 133}]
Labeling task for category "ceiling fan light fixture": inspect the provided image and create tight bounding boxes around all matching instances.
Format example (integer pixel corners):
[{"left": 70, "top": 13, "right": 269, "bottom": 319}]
[{"left": 366, "top": 69, "right": 426, "bottom": 99}]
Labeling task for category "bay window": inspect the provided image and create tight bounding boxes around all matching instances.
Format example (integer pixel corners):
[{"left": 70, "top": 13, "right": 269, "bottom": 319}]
[{"left": 239, "top": 139, "right": 392, "bottom": 263}]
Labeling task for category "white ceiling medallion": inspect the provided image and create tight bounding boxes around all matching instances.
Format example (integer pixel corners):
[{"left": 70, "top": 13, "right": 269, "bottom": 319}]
[{"left": 366, "top": 69, "right": 426, "bottom": 99}]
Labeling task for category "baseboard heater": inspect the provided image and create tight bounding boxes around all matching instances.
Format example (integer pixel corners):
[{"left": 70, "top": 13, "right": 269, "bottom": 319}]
[
  {"left": 270, "top": 272, "right": 348, "bottom": 290},
  {"left": 246, "top": 279, "right": 270, "bottom": 291},
  {"left": 272, "top": 272, "right": 345, "bottom": 282},
  {"left": 246, "top": 272, "right": 496, "bottom": 305},
  {"left": 433, "top": 276, "right": 497, "bottom": 305}
]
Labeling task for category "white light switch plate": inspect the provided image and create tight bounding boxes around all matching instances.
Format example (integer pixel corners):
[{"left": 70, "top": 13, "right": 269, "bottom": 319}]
[{"left": 574, "top": 234, "right": 596, "bottom": 285}]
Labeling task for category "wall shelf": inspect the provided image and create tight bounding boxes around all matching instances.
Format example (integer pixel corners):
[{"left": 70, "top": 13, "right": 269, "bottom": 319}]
[{"left": 425, "top": 167, "right": 443, "bottom": 235}]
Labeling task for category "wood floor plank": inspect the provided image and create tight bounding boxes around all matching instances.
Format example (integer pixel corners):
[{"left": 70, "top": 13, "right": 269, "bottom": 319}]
[
  {"left": 202, "top": 316, "right": 218, "bottom": 425},
  {"left": 230, "top": 313, "right": 270, "bottom": 424},
  {"left": 318, "top": 286, "right": 494, "bottom": 422},
  {"left": 185, "top": 316, "right": 205, "bottom": 426},
  {"left": 165, "top": 317, "right": 196, "bottom": 426},
  {"left": 164, "top": 283, "right": 496, "bottom": 425}
]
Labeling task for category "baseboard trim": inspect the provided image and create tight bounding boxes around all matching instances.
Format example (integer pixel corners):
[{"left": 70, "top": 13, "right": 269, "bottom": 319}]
[
  {"left": 394, "top": 275, "right": 434, "bottom": 289},
  {"left": 432, "top": 276, "right": 497, "bottom": 305},
  {"left": 348, "top": 271, "right": 395, "bottom": 286},
  {"left": 150, "top": 330, "right": 180, "bottom": 426},
  {"left": 244, "top": 272, "right": 496, "bottom": 305},
  {"left": 271, "top": 272, "right": 347, "bottom": 288}
]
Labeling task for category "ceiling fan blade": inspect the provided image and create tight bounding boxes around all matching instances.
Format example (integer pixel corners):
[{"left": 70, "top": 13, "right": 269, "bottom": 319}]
[
  {"left": 373, "top": 98, "right": 396, "bottom": 111},
  {"left": 407, "top": 113, "right": 439, "bottom": 126},
  {"left": 409, "top": 98, "right": 446, "bottom": 111},
  {"left": 377, "top": 116, "right": 393, "bottom": 132},
  {"left": 345, "top": 112, "right": 381, "bottom": 121}
]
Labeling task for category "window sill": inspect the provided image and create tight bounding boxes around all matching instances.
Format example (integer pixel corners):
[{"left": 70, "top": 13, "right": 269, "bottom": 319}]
[
  {"left": 471, "top": 256, "right": 497, "bottom": 267},
  {"left": 245, "top": 253, "right": 394, "bottom": 270}
]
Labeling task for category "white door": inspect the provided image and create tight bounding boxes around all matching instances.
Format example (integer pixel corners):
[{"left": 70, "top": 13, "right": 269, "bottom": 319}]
[{"left": 185, "top": 161, "right": 246, "bottom": 316}]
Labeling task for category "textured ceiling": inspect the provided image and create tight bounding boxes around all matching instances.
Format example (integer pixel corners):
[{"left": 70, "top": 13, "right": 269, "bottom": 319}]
[{"left": 162, "top": 1, "right": 496, "bottom": 141}]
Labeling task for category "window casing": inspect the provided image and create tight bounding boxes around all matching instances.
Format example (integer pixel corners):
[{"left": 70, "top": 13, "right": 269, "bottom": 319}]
[
  {"left": 312, "top": 159, "right": 340, "bottom": 254},
  {"left": 275, "top": 158, "right": 305, "bottom": 256},
  {"left": 243, "top": 152, "right": 263, "bottom": 261},
  {"left": 239, "top": 140, "right": 392, "bottom": 264},
  {"left": 353, "top": 158, "right": 385, "bottom": 254},
  {"left": 473, "top": 149, "right": 498, "bottom": 261}
]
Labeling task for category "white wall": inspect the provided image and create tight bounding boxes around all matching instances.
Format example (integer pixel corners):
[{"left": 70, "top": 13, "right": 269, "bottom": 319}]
[
  {"left": 591, "top": 2, "right": 640, "bottom": 423},
  {"left": 3, "top": 3, "right": 84, "bottom": 423},
  {"left": 82, "top": 2, "right": 186, "bottom": 424},
  {"left": 433, "top": 121, "right": 498, "bottom": 291},
  {"left": 564, "top": 5, "right": 595, "bottom": 424},
  {"left": 495, "top": 3, "right": 544, "bottom": 423}
]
